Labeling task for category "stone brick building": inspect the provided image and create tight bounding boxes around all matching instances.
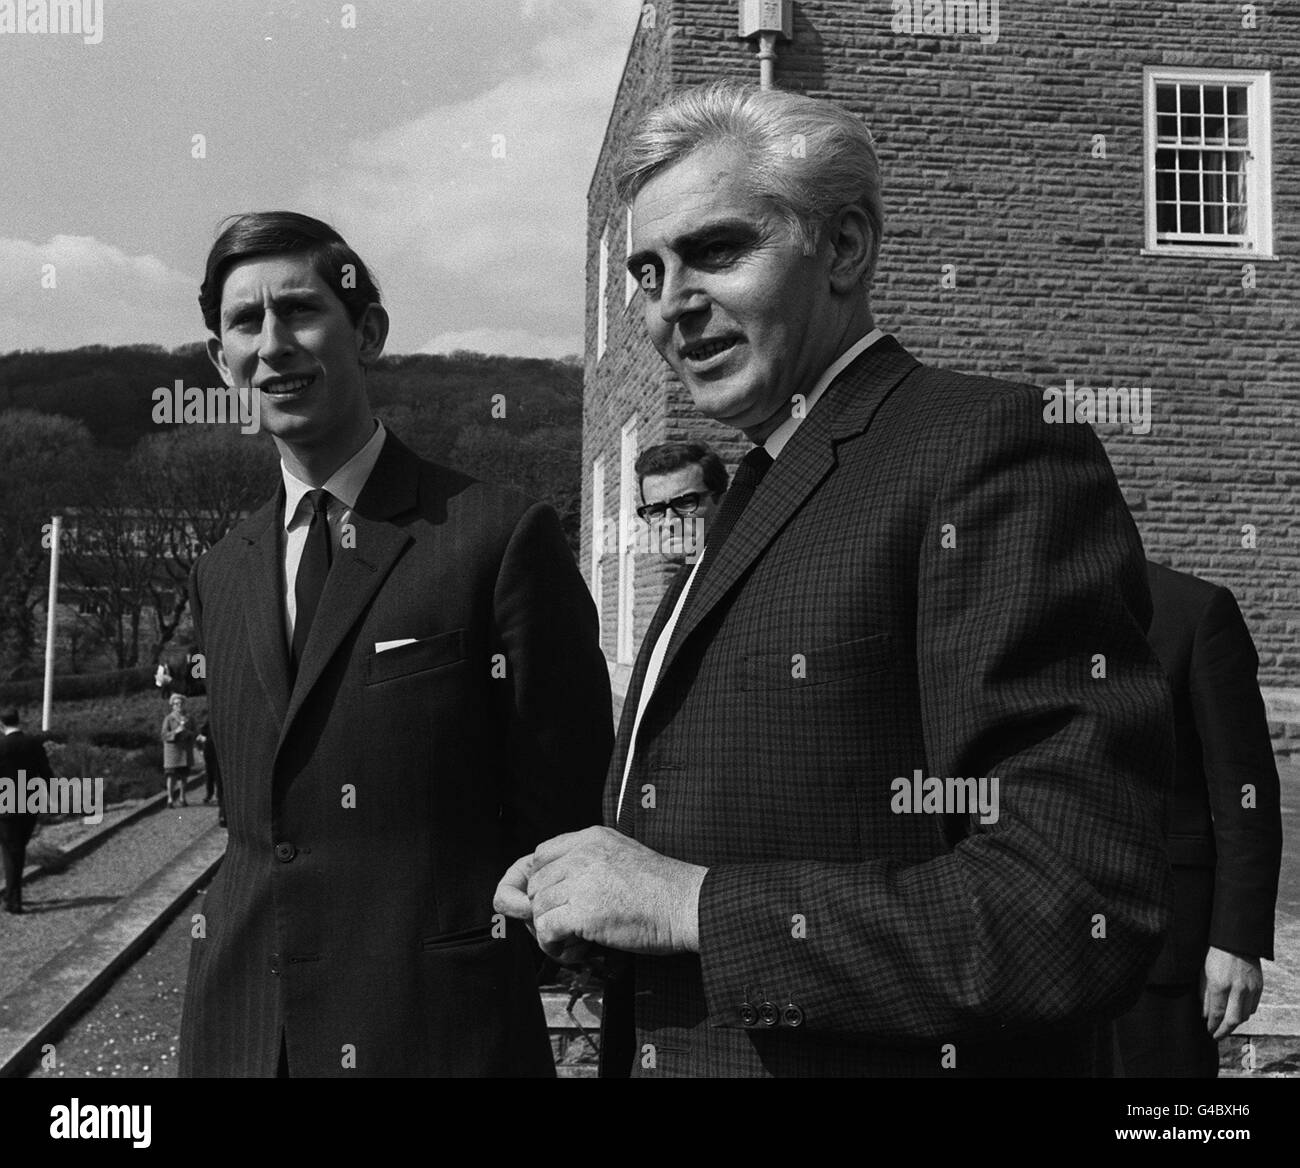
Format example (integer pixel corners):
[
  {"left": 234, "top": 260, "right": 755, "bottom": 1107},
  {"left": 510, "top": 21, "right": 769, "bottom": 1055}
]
[{"left": 581, "top": 0, "right": 1299, "bottom": 751}]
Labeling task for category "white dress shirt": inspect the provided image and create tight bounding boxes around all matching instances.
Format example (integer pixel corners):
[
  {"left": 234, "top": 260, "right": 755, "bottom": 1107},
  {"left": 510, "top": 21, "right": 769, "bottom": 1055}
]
[
  {"left": 616, "top": 329, "right": 885, "bottom": 821},
  {"left": 281, "top": 419, "right": 387, "bottom": 646}
]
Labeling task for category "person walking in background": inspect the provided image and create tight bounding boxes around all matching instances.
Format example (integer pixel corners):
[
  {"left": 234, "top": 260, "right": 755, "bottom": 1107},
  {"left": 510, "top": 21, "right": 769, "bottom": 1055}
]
[
  {"left": 1115, "top": 561, "right": 1283, "bottom": 1077},
  {"left": 195, "top": 719, "right": 225, "bottom": 827},
  {"left": 0, "top": 708, "right": 53, "bottom": 915},
  {"left": 161, "top": 692, "right": 195, "bottom": 808}
]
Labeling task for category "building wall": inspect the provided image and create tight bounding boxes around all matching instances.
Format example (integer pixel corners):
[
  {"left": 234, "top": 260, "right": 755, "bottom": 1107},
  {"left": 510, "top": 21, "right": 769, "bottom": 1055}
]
[{"left": 583, "top": 0, "right": 1299, "bottom": 742}]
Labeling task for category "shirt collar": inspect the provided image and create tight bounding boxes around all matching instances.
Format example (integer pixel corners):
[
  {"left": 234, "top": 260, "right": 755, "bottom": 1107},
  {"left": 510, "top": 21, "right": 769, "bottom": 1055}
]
[
  {"left": 762, "top": 328, "right": 886, "bottom": 460},
  {"left": 282, "top": 419, "right": 387, "bottom": 529}
]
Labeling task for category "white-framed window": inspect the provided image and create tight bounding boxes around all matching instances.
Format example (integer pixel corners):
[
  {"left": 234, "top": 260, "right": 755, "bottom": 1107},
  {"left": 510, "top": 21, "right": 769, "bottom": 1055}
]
[
  {"left": 589, "top": 456, "right": 606, "bottom": 637},
  {"left": 1144, "top": 68, "right": 1273, "bottom": 257},
  {"left": 616, "top": 419, "right": 638, "bottom": 665},
  {"left": 597, "top": 223, "right": 610, "bottom": 359},
  {"left": 625, "top": 205, "right": 637, "bottom": 305}
]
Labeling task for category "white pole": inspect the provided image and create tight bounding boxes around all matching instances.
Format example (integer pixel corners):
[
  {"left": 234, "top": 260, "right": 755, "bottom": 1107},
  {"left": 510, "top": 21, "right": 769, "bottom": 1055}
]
[
  {"left": 42, "top": 514, "right": 61, "bottom": 732},
  {"left": 758, "top": 31, "right": 777, "bottom": 89}
]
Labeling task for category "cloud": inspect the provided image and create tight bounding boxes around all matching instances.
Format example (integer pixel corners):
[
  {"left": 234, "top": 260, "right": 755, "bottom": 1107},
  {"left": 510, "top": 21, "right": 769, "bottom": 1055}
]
[
  {"left": 302, "top": 3, "right": 637, "bottom": 356},
  {"left": 420, "top": 327, "right": 579, "bottom": 360},
  {"left": 0, "top": 235, "right": 201, "bottom": 352}
]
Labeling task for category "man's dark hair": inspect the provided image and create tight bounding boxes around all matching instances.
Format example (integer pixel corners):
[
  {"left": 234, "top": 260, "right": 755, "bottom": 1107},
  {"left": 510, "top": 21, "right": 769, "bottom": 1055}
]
[
  {"left": 634, "top": 442, "right": 729, "bottom": 497},
  {"left": 199, "top": 211, "right": 381, "bottom": 334},
  {"left": 0, "top": 708, "right": 19, "bottom": 727}
]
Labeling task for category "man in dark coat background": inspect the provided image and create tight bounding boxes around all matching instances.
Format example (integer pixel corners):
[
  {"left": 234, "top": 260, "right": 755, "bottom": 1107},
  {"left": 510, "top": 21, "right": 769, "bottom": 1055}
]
[
  {"left": 0, "top": 708, "right": 52, "bottom": 915},
  {"left": 1115, "top": 561, "right": 1283, "bottom": 1076},
  {"left": 178, "top": 211, "right": 611, "bottom": 1077}
]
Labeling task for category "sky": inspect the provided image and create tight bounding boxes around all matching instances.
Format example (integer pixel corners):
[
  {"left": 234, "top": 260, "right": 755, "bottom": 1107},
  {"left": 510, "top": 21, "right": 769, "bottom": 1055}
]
[{"left": 0, "top": 0, "right": 642, "bottom": 357}]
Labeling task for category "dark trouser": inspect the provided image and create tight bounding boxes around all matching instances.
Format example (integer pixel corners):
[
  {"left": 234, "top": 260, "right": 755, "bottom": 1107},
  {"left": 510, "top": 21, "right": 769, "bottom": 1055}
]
[
  {"left": 0, "top": 815, "right": 37, "bottom": 910},
  {"left": 1115, "top": 983, "right": 1219, "bottom": 1077}
]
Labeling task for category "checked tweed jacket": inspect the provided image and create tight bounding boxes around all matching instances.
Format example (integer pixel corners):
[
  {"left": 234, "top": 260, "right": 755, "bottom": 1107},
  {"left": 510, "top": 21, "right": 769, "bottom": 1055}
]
[{"left": 600, "top": 336, "right": 1174, "bottom": 1078}]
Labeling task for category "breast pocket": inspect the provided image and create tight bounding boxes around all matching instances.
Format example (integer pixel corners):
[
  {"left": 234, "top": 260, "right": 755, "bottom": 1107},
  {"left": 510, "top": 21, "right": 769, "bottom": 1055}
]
[
  {"left": 364, "top": 628, "right": 467, "bottom": 686},
  {"left": 742, "top": 632, "right": 894, "bottom": 690}
]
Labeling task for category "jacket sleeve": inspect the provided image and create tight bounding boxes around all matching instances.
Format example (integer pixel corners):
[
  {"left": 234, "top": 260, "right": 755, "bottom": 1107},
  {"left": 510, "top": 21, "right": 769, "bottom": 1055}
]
[
  {"left": 493, "top": 501, "right": 612, "bottom": 861},
  {"left": 697, "top": 389, "right": 1174, "bottom": 1043},
  {"left": 1192, "top": 587, "right": 1283, "bottom": 961}
]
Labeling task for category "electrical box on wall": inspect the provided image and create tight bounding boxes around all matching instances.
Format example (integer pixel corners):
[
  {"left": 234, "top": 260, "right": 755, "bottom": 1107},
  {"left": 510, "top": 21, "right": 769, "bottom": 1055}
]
[{"left": 738, "top": 0, "right": 793, "bottom": 40}]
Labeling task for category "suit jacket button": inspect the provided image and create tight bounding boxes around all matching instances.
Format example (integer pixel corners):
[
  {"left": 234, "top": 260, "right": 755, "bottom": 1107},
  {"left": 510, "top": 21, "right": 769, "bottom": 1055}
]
[
  {"left": 274, "top": 842, "right": 296, "bottom": 863},
  {"left": 758, "top": 1001, "right": 779, "bottom": 1027},
  {"left": 781, "top": 1004, "right": 804, "bottom": 1028},
  {"left": 739, "top": 1003, "right": 758, "bottom": 1027}
]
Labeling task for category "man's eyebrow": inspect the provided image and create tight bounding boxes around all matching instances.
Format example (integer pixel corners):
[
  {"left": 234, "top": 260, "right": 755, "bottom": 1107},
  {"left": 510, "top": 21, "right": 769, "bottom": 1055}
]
[
  {"left": 221, "top": 288, "right": 326, "bottom": 321},
  {"left": 626, "top": 217, "right": 762, "bottom": 273}
]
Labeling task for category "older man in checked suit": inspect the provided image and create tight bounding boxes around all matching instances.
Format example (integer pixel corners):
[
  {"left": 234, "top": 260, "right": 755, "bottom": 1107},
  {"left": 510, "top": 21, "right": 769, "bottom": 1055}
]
[{"left": 496, "top": 81, "right": 1174, "bottom": 1077}]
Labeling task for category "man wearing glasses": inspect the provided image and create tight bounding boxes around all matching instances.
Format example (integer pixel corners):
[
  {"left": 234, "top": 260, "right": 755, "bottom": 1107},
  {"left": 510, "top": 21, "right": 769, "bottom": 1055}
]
[{"left": 635, "top": 441, "right": 729, "bottom": 563}]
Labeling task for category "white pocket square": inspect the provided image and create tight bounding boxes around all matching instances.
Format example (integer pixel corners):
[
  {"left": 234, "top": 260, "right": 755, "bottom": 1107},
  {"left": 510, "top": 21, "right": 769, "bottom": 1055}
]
[{"left": 375, "top": 638, "right": 418, "bottom": 653}]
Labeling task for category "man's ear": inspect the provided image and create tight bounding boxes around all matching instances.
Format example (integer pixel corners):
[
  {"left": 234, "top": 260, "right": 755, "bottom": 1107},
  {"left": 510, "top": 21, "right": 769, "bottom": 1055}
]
[
  {"left": 355, "top": 303, "right": 390, "bottom": 367},
  {"left": 824, "top": 205, "right": 875, "bottom": 294},
  {"left": 206, "top": 335, "right": 234, "bottom": 387}
]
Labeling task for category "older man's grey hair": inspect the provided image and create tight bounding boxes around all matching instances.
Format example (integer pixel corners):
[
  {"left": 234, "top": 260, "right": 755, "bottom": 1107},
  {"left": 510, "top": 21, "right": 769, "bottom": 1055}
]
[{"left": 616, "top": 80, "right": 883, "bottom": 283}]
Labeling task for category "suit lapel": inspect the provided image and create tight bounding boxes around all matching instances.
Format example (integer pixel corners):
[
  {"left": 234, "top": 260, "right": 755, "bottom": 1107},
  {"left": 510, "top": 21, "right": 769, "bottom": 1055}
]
[
  {"left": 278, "top": 432, "right": 417, "bottom": 746},
  {"left": 657, "top": 336, "right": 918, "bottom": 684},
  {"left": 238, "top": 490, "right": 292, "bottom": 731},
  {"left": 607, "top": 565, "right": 691, "bottom": 821}
]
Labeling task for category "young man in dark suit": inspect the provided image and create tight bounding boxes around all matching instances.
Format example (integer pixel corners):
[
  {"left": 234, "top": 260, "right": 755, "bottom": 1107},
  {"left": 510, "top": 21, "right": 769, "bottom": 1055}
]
[
  {"left": 178, "top": 212, "right": 611, "bottom": 1077},
  {"left": 497, "top": 81, "right": 1174, "bottom": 1077},
  {"left": 1115, "top": 561, "right": 1282, "bottom": 1076},
  {"left": 0, "top": 708, "right": 52, "bottom": 915}
]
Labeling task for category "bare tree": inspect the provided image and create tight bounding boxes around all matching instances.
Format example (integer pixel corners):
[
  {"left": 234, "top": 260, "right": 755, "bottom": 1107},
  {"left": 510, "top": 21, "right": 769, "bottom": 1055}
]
[
  {"left": 0, "top": 411, "right": 95, "bottom": 676},
  {"left": 128, "top": 426, "right": 277, "bottom": 659}
]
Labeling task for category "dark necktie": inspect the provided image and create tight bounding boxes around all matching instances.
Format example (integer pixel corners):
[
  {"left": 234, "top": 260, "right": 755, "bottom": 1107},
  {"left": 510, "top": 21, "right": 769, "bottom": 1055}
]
[
  {"left": 688, "top": 446, "right": 773, "bottom": 598},
  {"left": 292, "top": 489, "right": 333, "bottom": 669}
]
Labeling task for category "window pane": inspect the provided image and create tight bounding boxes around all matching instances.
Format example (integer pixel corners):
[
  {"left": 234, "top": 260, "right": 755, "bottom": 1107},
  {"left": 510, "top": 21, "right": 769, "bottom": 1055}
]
[
  {"left": 1157, "top": 114, "right": 1178, "bottom": 140},
  {"left": 1181, "top": 114, "right": 1202, "bottom": 141},
  {"left": 1204, "top": 115, "right": 1226, "bottom": 144},
  {"left": 1227, "top": 202, "right": 1246, "bottom": 234},
  {"left": 1157, "top": 203, "right": 1177, "bottom": 232},
  {"left": 1180, "top": 204, "right": 1200, "bottom": 233},
  {"left": 1226, "top": 86, "right": 1248, "bottom": 116},
  {"left": 1179, "top": 169, "right": 1199, "bottom": 202},
  {"left": 1204, "top": 86, "right": 1225, "bottom": 115},
  {"left": 1228, "top": 116, "right": 1249, "bottom": 145},
  {"left": 1181, "top": 85, "right": 1201, "bottom": 113},
  {"left": 1203, "top": 203, "right": 1224, "bottom": 235},
  {"left": 1156, "top": 84, "right": 1176, "bottom": 114},
  {"left": 1155, "top": 169, "right": 1176, "bottom": 201},
  {"left": 1225, "top": 160, "right": 1246, "bottom": 205},
  {"left": 1203, "top": 168, "right": 1224, "bottom": 205}
]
